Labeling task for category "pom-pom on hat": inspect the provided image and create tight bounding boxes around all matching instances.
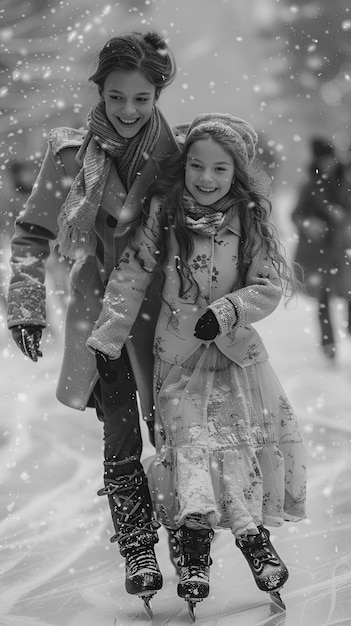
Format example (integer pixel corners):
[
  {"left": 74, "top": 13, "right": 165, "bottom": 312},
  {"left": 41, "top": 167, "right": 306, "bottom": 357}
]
[{"left": 185, "top": 112, "right": 258, "bottom": 166}]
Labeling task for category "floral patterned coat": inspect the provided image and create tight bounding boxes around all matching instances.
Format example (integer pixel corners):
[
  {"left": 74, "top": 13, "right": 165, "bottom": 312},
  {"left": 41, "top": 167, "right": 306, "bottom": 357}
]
[
  {"left": 7, "top": 115, "right": 183, "bottom": 418},
  {"left": 87, "top": 197, "right": 283, "bottom": 367}
]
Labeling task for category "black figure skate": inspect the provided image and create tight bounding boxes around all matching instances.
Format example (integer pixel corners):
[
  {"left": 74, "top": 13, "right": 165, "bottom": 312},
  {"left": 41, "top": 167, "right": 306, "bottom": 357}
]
[
  {"left": 165, "top": 527, "right": 181, "bottom": 573},
  {"left": 235, "top": 526, "right": 289, "bottom": 610},
  {"left": 98, "top": 467, "right": 162, "bottom": 618},
  {"left": 177, "top": 526, "right": 214, "bottom": 622}
]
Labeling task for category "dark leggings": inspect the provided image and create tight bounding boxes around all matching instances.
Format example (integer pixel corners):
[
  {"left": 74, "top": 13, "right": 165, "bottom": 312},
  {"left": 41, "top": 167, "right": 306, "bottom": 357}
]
[
  {"left": 318, "top": 288, "right": 334, "bottom": 347},
  {"left": 92, "top": 346, "right": 143, "bottom": 481}
]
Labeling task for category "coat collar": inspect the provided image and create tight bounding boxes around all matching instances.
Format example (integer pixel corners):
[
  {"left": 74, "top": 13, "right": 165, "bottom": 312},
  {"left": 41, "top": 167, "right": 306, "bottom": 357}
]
[
  {"left": 221, "top": 210, "right": 241, "bottom": 238},
  {"left": 102, "top": 110, "right": 182, "bottom": 236}
]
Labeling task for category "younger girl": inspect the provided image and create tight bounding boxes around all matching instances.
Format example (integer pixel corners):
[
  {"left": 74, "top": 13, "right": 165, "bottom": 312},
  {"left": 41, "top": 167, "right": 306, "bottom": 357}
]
[{"left": 87, "top": 113, "right": 307, "bottom": 612}]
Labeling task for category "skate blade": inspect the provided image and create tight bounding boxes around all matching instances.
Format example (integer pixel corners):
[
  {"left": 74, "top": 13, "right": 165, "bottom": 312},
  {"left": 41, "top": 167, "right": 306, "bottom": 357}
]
[
  {"left": 187, "top": 599, "right": 196, "bottom": 622},
  {"left": 186, "top": 598, "right": 203, "bottom": 622},
  {"left": 269, "top": 590, "right": 286, "bottom": 610},
  {"left": 140, "top": 592, "right": 155, "bottom": 620},
  {"left": 142, "top": 596, "right": 153, "bottom": 619}
]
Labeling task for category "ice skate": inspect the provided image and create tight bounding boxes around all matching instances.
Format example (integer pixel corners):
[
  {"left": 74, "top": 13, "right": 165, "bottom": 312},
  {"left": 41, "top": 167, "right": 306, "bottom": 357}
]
[
  {"left": 122, "top": 537, "right": 162, "bottom": 617},
  {"left": 235, "top": 526, "right": 288, "bottom": 610},
  {"left": 166, "top": 527, "right": 181, "bottom": 573},
  {"left": 177, "top": 526, "right": 214, "bottom": 622},
  {"left": 98, "top": 467, "right": 163, "bottom": 618}
]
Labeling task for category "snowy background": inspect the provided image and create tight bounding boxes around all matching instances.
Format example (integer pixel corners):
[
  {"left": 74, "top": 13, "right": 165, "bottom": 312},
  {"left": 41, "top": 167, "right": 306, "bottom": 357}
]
[{"left": 1, "top": 1, "right": 351, "bottom": 625}]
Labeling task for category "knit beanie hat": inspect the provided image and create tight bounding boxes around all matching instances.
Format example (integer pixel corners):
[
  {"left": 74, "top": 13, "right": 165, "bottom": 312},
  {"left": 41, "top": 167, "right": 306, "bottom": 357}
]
[{"left": 185, "top": 112, "right": 258, "bottom": 166}]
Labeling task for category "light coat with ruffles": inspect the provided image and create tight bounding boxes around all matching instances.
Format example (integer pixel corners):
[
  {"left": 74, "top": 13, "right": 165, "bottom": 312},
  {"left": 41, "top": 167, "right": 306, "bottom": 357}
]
[{"left": 87, "top": 197, "right": 283, "bottom": 366}]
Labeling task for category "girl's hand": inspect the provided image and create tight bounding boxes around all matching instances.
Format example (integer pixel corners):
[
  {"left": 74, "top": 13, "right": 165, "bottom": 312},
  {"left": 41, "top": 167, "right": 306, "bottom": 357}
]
[
  {"left": 95, "top": 350, "right": 120, "bottom": 384},
  {"left": 12, "top": 326, "right": 43, "bottom": 361},
  {"left": 194, "top": 310, "right": 220, "bottom": 340}
]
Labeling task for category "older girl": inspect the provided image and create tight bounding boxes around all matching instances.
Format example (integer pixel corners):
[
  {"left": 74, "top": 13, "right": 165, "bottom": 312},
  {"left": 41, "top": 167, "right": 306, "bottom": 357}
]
[
  {"left": 87, "top": 113, "right": 307, "bottom": 614},
  {"left": 7, "top": 30, "right": 181, "bottom": 610}
]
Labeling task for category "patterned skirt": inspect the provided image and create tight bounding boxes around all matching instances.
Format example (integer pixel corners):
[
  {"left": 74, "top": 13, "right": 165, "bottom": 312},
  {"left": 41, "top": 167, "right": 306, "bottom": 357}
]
[{"left": 147, "top": 343, "right": 307, "bottom": 537}]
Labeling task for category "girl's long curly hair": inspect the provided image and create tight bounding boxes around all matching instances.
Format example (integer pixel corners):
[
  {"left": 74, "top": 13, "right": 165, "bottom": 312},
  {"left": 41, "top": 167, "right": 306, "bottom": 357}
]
[{"left": 138, "top": 127, "right": 298, "bottom": 301}]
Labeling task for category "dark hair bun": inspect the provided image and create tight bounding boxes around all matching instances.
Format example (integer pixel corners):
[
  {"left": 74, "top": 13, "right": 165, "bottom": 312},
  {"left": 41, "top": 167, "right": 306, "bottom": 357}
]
[
  {"left": 143, "top": 31, "right": 168, "bottom": 51},
  {"left": 144, "top": 31, "right": 168, "bottom": 52}
]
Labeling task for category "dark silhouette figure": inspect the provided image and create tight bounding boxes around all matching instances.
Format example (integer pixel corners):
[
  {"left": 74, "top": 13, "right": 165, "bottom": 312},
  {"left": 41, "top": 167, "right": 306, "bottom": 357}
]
[{"left": 292, "top": 138, "right": 351, "bottom": 361}]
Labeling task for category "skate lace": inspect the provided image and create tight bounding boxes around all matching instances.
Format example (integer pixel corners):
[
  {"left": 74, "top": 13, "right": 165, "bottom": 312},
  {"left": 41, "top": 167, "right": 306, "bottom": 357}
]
[
  {"left": 251, "top": 545, "right": 280, "bottom": 568},
  {"left": 99, "top": 482, "right": 143, "bottom": 518},
  {"left": 182, "top": 565, "right": 209, "bottom": 582},
  {"left": 128, "top": 548, "right": 160, "bottom": 576},
  {"left": 179, "top": 554, "right": 210, "bottom": 582}
]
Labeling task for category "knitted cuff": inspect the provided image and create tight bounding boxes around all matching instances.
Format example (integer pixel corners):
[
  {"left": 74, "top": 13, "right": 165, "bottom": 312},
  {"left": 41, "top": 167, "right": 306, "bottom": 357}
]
[
  {"left": 208, "top": 296, "right": 237, "bottom": 335},
  {"left": 7, "top": 283, "right": 46, "bottom": 328},
  {"left": 86, "top": 335, "right": 122, "bottom": 360}
]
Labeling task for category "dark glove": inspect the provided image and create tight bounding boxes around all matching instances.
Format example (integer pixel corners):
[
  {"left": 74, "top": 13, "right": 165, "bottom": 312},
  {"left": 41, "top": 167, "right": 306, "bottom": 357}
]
[
  {"left": 95, "top": 350, "right": 120, "bottom": 385},
  {"left": 146, "top": 420, "right": 155, "bottom": 447},
  {"left": 11, "top": 325, "right": 43, "bottom": 362},
  {"left": 194, "top": 309, "right": 220, "bottom": 340}
]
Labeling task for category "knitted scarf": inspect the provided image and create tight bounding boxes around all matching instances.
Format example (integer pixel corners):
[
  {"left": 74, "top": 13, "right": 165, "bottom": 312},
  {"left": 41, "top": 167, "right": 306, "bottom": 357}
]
[
  {"left": 57, "top": 101, "right": 161, "bottom": 259},
  {"left": 183, "top": 193, "right": 236, "bottom": 235}
]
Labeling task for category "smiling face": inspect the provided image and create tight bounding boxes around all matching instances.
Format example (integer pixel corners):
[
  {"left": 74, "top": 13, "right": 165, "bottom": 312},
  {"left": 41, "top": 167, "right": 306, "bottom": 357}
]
[
  {"left": 102, "top": 69, "right": 156, "bottom": 138},
  {"left": 185, "top": 137, "right": 235, "bottom": 206}
]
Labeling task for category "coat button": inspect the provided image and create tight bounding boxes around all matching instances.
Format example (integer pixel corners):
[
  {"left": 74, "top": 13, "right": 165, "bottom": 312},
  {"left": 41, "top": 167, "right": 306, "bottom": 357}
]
[{"left": 106, "top": 215, "right": 117, "bottom": 228}]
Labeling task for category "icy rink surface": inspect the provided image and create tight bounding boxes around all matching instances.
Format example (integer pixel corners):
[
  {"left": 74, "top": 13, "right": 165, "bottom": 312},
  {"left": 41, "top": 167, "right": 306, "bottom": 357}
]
[{"left": 1, "top": 287, "right": 351, "bottom": 625}]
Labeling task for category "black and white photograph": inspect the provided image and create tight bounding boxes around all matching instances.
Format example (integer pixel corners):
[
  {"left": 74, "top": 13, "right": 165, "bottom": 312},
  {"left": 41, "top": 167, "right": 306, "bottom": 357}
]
[{"left": 1, "top": 1, "right": 351, "bottom": 624}]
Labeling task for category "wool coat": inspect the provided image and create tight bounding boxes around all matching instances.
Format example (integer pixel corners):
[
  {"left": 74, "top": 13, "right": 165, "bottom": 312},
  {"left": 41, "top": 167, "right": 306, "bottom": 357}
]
[
  {"left": 7, "top": 113, "right": 184, "bottom": 419},
  {"left": 87, "top": 197, "right": 283, "bottom": 367}
]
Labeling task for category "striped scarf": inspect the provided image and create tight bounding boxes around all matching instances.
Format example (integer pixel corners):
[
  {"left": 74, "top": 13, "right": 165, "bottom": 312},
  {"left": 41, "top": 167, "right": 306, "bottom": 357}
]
[
  {"left": 56, "top": 101, "right": 161, "bottom": 259},
  {"left": 183, "top": 193, "right": 236, "bottom": 235}
]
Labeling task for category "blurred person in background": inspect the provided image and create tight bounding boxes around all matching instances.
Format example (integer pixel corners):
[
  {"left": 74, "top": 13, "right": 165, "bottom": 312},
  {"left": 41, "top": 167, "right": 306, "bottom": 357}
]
[
  {"left": 6, "top": 30, "right": 184, "bottom": 610},
  {"left": 336, "top": 157, "right": 351, "bottom": 331},
  {"left": 291, "top": 137, "right": 351, "bottom": 361}
]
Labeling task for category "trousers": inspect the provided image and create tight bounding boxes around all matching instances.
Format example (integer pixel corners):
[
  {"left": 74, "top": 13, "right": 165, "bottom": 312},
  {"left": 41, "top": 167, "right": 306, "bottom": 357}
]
[{"left": 92, "top": 346, "right": 143, "bottom": 480}]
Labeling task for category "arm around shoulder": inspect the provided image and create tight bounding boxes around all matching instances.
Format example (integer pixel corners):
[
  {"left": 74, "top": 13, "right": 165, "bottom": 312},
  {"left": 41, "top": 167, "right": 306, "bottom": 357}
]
[{"left": 87, "top": 198, "right": 162, "bottom": 357}]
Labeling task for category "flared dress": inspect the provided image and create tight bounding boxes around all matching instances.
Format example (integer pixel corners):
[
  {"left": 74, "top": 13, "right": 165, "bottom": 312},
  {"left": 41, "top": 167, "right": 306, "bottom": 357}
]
[{"left": 148, "top": 342, "right": 307, "bottom": 538}]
